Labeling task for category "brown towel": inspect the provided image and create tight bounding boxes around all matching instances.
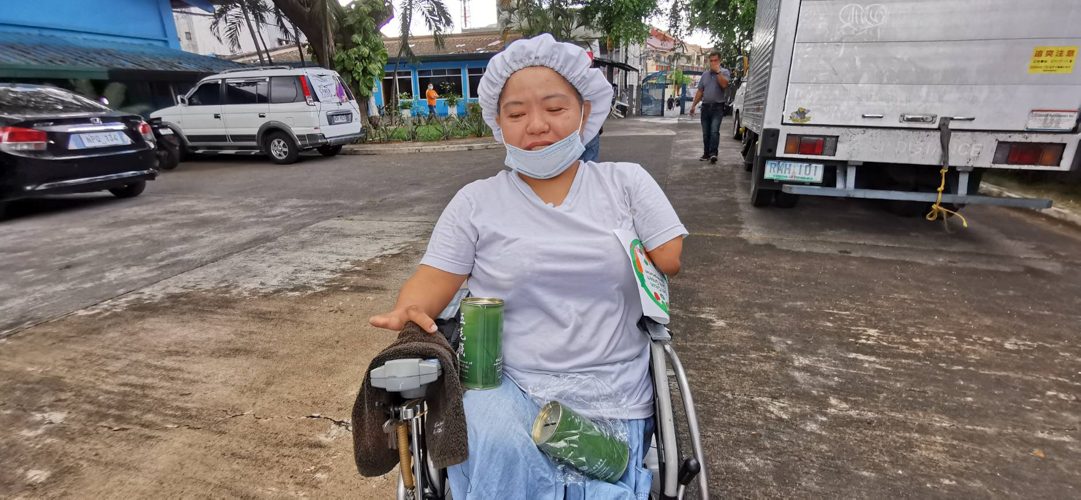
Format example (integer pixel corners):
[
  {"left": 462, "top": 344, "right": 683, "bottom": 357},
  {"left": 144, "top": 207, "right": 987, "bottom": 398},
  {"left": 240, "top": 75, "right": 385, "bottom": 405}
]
[{"left": 352, "top": 322, "right": 468, "bottom": 476}]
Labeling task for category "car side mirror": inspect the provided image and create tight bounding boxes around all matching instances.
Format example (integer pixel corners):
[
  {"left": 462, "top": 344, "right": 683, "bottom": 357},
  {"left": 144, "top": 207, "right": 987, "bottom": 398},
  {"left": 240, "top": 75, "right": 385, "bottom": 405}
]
[{"left": 178, "top": 96, "right": 188, "bottom": 106}]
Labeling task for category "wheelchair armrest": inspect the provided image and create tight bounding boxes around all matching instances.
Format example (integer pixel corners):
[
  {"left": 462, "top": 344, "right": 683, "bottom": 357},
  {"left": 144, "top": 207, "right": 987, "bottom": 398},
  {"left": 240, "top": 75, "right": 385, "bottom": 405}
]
[
  {"left": 638, "top": 316, "right": 672, "bottom": 341},
  {"left": 371, "top": 358, "right": 443, "bottom": 399}
]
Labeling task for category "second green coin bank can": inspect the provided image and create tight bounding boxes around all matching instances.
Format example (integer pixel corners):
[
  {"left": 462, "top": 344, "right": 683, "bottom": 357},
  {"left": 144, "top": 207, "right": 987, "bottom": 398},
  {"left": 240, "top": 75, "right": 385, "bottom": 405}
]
[
  {"left": 458, "top": 297, "right": 503, "bottom": 390},
  {"left": 531, "top": 401, "right": 630, "bottom": 484}
]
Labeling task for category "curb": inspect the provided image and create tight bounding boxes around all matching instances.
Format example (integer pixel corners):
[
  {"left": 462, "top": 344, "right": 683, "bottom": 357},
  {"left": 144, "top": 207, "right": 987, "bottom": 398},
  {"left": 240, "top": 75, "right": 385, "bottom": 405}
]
[
  {"left": 981, "top": 182, "right": 1081, "bottom": 227},
  {"left": 342, "top": 141, "right": 501, "bottom": 155}
]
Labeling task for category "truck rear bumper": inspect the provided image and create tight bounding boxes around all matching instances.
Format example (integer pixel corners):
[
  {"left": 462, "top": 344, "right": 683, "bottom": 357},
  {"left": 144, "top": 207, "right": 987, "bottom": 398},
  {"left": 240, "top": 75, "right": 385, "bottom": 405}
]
[
  {"left": 781, "top": 185, "right": 1052, "bottom": 209},
  {"left": 773, "top": 125, "right": 1080, "bottom": 172}
]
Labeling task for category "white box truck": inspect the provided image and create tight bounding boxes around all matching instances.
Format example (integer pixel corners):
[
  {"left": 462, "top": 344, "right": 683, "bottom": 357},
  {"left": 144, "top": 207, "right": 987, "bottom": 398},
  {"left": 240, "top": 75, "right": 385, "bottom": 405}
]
[{"left": 740, "top": 0, "right": 1080, "bottom": 212}]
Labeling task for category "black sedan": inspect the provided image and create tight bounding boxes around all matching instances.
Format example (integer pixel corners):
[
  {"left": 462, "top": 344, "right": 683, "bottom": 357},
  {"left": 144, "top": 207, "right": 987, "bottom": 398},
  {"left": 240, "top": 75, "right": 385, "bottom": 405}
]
[{"left": 0, "top": 84, "right": 158, "bottom": 219}]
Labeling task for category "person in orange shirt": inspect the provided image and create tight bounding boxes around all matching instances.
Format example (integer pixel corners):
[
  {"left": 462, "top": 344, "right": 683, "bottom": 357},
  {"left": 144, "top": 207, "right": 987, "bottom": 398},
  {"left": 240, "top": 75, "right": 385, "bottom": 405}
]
[{"left": 425, "top": 84, "right": 439, "bottom": 117}]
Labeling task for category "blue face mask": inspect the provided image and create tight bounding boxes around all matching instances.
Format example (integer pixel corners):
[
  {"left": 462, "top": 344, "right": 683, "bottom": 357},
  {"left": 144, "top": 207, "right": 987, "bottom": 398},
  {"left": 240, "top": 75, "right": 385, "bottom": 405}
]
[{"left": 503, "top": 109, "right": 586, "bottom": 179}]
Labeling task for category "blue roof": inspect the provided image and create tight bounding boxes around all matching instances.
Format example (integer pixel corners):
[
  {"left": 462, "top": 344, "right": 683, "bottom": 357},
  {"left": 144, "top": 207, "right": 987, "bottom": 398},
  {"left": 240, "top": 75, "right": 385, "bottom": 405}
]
[{"left": 0, "top": 32, "right": 247, "bottom": 79}]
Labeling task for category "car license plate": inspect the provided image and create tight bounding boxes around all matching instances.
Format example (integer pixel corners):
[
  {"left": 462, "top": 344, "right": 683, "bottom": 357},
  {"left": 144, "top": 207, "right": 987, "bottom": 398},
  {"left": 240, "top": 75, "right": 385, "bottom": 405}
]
[
  {"left": 330, "top": 113, "right": 352, "bottom": 125},
  {"left": 765, "top": 160, "right": 824, "bottom": 183},
  {"left": 68, "top": 131, "right": 131, "bottom": 150}
]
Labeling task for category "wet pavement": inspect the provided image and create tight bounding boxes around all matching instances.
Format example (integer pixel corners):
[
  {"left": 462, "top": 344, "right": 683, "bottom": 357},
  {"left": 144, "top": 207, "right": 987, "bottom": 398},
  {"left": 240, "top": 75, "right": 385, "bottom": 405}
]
[{"left": 1, "top": 117, "right": 1079, "bottom": 498}]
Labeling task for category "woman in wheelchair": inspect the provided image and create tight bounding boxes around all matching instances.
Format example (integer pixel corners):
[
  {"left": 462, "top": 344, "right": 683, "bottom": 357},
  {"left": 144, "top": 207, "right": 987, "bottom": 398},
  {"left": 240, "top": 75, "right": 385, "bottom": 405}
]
[{"left": 369, "top": 34, "right": 687, "bottom": 499}]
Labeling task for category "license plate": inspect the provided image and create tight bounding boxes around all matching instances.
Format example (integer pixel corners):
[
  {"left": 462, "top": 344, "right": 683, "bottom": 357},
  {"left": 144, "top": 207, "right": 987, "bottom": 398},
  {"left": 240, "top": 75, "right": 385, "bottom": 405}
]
[
  {"left": 329, "top": 113, "right": 352, "bottom": 125},
  {"left": 765, "top": 160, "right": 824, "bottom": 183},
  {"left": 1026, "top": 110, "right": 1078, "bottom": 131},
  {"left": 68, "top": 131, "right": 131, "bottom": 150}
]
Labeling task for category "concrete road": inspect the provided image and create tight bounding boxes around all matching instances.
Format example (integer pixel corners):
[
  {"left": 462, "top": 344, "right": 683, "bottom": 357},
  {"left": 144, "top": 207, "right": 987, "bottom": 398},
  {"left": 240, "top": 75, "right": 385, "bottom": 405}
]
[{"left": 2, "top": 117, "right": 1079, "bottom": 498}]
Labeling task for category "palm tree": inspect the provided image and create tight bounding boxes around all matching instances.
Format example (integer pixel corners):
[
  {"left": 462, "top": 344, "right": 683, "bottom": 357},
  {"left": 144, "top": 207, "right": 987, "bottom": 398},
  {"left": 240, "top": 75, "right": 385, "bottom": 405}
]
[
  {"left": 498, "top": 0, "right": 592, "bottom": 44},
  {"left": 211, "top": 0, "right": 276, "bottom": 64},
  {"left": 390, "top": 0, "right": 454, "bottom": 103}
]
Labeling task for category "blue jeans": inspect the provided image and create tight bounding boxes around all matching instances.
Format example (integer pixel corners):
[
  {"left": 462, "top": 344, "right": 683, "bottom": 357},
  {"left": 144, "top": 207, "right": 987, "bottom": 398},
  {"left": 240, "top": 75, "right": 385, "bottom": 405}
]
[
  {"left": 429, "top": 105, "right": 438, "bottom": 116},
  {"left": 580, "top": 134, "right": 601, "bottom": 163},
  {"left": 448, "top": 375, "right": 654, "bottom": 500},
  {"left": 700, "top": 103, "right": 723, "bottom": 157}
]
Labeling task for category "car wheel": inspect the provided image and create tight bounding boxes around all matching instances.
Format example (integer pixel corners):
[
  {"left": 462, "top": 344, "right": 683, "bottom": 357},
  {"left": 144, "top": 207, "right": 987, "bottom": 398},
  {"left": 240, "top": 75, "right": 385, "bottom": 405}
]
[
  {"left": 266, "top": 132, "right": 299, "bottom": 164},
  {"left": 159, "top": 141, "right": 180, "bottom": 170},
  {"left": 109, "top": 180, "right": 146, "bottom": 199},
  {"left": 317, "top": 145, "right": 343, "bottom": 157},
  {"left": 774, "top": 191, "right": 800, "bottom": 208},
  {"left": 732, "top": 113, "right": 742, "bottom": 140}
]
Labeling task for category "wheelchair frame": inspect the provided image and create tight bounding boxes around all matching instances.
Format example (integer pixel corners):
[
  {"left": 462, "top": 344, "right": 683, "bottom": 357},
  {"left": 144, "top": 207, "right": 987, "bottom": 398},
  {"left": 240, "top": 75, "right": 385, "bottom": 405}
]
[{"left": 382, "top": 296, "right": 708, "bottom": 499}]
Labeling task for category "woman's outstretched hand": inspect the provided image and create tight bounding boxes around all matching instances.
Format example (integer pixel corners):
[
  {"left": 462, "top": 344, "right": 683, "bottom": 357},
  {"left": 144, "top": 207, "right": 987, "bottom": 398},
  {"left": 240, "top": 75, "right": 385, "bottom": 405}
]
[{"left": 369, "top": 305, "right": 439, "bottom": 334}]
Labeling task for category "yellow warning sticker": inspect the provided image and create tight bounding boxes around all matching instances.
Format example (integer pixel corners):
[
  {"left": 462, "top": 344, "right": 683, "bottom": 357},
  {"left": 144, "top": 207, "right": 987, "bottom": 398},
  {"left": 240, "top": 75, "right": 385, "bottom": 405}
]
[{"left": 1028, "top": 46, "right": 1077, "bottom": 74}]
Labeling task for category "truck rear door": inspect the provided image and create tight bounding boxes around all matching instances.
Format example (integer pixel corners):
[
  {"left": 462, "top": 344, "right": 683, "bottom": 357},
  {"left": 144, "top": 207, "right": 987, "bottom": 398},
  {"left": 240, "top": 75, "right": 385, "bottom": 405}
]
[{"left": 783, "top": 0, "right": 1081, "bottom": 132}]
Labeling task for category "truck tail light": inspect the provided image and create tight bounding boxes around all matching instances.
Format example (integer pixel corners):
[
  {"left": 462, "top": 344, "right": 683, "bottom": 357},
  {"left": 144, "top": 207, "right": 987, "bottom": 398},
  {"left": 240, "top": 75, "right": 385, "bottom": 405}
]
[
  {"left": 0, "top": 126, "right": 47, "bottom": 151},
  {"left": 784, "top": 134, "right": 837, "bottom": 156},
  {"left": 298, "top": 75, "right": 315, "bottom": 106},
  {"left": 993, "top": 142, "right": 1065, "bottom": 166}
]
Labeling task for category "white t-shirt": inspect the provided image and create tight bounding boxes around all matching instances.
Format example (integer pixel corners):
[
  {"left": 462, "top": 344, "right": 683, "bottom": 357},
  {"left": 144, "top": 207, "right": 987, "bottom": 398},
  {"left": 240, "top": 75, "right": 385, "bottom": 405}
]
[{"left": 421, "top": 161, "right": 688, "bottom": 419}]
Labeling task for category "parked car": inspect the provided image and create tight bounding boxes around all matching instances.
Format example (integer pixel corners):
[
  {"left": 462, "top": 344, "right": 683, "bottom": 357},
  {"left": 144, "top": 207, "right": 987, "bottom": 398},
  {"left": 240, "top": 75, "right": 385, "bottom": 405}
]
[
  {"left": 730, "top": 82, "right": 746, "bottom": 141},
  {"left": 152, "top": 66, "right": 364, "bottom": 165},
  {"left": 0, "top": 84, "right": 158, "bottom": 219}
]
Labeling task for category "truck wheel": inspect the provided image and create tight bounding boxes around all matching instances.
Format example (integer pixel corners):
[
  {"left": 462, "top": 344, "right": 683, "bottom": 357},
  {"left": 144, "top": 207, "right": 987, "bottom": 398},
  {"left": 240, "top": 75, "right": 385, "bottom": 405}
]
[
  {"left": 732, "top": 113, "right": 742, "bottom": 140},
  {"left": 774, "top": 191, "right": 800, "bottom": 208},
  {"left": 109, "top": 180, "right": 146, "bottom": 199},
  {"left": 266, "top": 132, "right": 300, "bottom": 164}
]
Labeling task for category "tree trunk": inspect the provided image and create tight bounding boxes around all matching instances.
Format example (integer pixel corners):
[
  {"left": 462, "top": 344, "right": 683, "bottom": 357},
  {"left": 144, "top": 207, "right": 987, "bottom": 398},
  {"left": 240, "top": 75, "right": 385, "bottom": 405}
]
[
  {"left": 255, "top": 19, "right": 274, "bottom": 64},
  {"left": 270, "top": 0, "right": 333, "bottom": 66},
  {"left": 293, "top": 23, "right": 304, "bottom": 67},
  {"left": 239, "top": 2, "right": 266, "bottom": 65}
]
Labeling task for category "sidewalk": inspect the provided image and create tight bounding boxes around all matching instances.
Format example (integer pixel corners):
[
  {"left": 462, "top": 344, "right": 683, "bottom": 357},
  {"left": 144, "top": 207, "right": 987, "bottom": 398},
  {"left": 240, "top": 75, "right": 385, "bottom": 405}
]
[{"left": 342, "top": 137, "right": 500, "bottom": 155}]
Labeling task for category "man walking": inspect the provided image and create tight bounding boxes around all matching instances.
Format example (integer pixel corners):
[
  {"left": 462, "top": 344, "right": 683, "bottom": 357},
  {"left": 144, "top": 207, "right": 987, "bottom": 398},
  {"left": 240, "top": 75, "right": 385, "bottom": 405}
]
[
  {"left": 690, "top": 52, "right": 730, "bottom": 163},
  {"left": 425, "top": 84, "right": 439, "bottom": 118}
]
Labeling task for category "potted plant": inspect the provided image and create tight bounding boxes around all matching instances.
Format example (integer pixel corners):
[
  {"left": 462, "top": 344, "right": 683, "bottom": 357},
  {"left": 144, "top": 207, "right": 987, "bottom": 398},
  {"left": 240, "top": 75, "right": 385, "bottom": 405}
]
[
  {"left": 397, "top": 93, "right": 413, "bottom": 118},
  {"left": 441, "top": 83, "right": 461, "bottom": 117}
]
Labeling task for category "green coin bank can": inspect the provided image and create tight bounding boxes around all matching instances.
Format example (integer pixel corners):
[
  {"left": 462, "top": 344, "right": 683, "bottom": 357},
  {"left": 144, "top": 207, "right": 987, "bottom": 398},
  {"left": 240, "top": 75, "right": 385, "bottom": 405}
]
[
  {"left": 531, "top": 401, "right": 630, "bottom": 484},
  {"left": 458, "top": 297, "right": 504, "bottom": 390}
]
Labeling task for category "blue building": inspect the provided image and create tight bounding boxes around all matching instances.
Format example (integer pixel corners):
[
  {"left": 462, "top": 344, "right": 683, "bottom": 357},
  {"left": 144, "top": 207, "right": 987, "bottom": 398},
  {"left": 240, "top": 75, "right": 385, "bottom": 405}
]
[
  {"left": 0, "top": 0, "right": 243, "bottom": 111},
  {"left": 376, "top": 31, "right": 523, "bottom": 117}
]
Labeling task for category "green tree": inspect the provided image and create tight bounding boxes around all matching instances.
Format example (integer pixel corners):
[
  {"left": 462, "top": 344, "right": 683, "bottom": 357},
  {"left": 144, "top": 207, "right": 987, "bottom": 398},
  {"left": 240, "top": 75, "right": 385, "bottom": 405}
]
[
  {"left": 668, "top": 0, "right": 756, "bottom": 62},
  {"left": 499, "top": 0, "right": 656, "bottom": 45},
  {"left": 333, "top": 0, "right": 392, "bottom": 124},
  {"left": 499, "top": 0, "right": 591, "bottom": 43},
  {"left": 579, "top": 0, "right": 656, "bottom": 46}
]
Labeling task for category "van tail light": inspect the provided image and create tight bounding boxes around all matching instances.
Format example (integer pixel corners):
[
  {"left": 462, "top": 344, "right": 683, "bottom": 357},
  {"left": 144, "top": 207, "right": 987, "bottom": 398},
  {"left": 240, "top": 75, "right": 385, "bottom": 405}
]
[
  {"left": 298, "top": 75, "right": 315, "bottom": 106},
  {"left": 137, "top": 121, "right": 156, "bottom": 144},
  {"left": 993, "top": 142, "right": 1065, "bottom": 166},
  {"left": 0, "top": 126, "right": 47, "bottom": 152},
  {"left": 784, "top": 134, "right": 837, "bottom": 156}
]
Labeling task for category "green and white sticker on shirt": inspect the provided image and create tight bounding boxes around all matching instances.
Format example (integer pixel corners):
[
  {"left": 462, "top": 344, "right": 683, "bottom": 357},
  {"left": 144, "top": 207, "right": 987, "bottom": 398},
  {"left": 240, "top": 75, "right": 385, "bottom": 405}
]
[{"left": 614, "top": 229, "right": 670, "bottom": 324}]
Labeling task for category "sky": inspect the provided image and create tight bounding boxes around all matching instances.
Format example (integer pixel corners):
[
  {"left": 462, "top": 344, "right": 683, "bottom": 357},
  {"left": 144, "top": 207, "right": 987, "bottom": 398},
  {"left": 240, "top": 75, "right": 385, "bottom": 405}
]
[{"left": 358, "top": 0, "right": 715, "bottom": 47}]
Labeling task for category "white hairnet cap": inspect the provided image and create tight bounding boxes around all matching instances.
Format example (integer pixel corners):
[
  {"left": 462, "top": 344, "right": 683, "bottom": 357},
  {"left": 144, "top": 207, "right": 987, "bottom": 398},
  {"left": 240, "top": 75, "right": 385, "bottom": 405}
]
[{"left": 478, "top": 33, "right": 613, "bottom": 145}]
